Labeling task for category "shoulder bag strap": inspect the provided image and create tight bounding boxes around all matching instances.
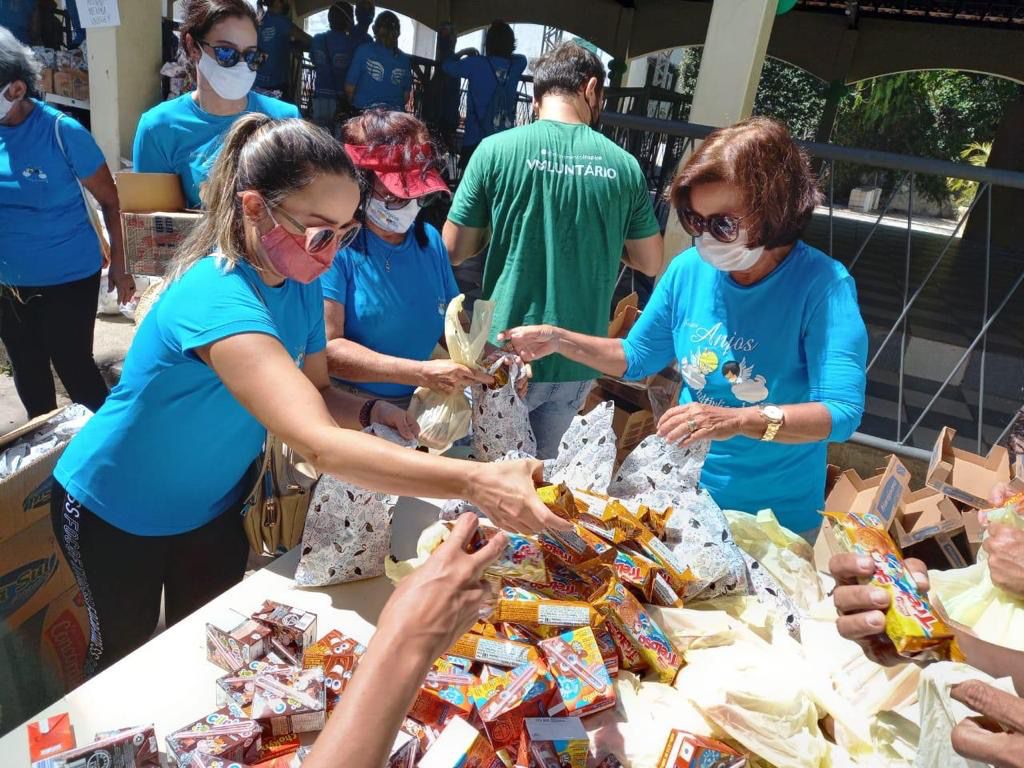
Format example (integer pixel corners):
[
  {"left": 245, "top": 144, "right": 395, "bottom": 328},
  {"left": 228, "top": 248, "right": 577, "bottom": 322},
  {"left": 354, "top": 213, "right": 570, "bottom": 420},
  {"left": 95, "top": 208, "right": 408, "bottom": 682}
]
[{"left": 54, "top": 113, "right": 111, "bottom": 262}]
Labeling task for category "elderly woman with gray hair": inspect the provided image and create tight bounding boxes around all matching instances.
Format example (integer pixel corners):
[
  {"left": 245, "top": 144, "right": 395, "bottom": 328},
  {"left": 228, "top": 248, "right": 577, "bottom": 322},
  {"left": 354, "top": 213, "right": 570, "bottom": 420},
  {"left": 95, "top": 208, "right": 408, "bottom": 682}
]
[{"left": 0, "top": 26, "right": 133, "bottom": 418}]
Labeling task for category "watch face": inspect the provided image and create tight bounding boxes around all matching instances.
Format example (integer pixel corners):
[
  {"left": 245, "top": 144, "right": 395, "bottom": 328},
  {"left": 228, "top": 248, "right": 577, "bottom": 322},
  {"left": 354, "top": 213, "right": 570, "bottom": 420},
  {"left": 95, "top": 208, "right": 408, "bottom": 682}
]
[{"left": 763, "top": 405, "right": 784, "bottom": 422}]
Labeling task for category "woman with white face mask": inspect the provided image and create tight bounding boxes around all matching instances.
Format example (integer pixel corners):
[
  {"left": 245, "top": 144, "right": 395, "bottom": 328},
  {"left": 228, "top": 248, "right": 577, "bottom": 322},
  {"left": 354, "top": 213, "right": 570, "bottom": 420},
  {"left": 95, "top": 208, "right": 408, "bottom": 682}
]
[
  {"left": 0, "top": 26, "right": 133, "bottom": 420},
  {"left": 501, "top": 118, "right": 869, "bottom": 538},
  {"left": 132, "top": 0, "right": 300, "bottom": 209},
  {"left": 321, "top": 109, "right": 496, "bottom": 409}
]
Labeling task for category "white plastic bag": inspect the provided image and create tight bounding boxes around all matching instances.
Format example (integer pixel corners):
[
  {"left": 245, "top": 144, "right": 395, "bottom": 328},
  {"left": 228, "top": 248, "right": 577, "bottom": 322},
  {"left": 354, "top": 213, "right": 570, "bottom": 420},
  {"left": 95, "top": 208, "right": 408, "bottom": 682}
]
[
  {"left": 470, "top": 355, "right": 536, "bottom": 461},
  {"left": 96, "top": 268, "right": 121, "bottom": 315},
  {"left": 407, "top": 294, "right": 494, "bottom": 450}
]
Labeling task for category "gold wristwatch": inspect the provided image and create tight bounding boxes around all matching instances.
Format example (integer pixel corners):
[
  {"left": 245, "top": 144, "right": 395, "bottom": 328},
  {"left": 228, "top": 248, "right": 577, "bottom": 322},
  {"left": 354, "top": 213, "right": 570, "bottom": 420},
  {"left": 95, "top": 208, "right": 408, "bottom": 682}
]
[{"left": 758, "top": 405, "right": 785, "bottom": 442}]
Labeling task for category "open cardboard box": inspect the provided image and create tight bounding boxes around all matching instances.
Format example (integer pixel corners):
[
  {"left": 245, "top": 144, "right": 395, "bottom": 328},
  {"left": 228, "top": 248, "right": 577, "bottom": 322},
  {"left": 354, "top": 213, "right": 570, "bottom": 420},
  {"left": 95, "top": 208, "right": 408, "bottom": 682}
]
[
  {"left": 117, "top": 172, "right": 203, "bottom": 277},
  {"left": 892, "top": 487, "right": 963, "bottom": 549},
  {"left": 607, "top": 292, "right": 639, "bottom": 338},
  {"left": 927, "top": 426, "right": 1011, "bottom": 509}
]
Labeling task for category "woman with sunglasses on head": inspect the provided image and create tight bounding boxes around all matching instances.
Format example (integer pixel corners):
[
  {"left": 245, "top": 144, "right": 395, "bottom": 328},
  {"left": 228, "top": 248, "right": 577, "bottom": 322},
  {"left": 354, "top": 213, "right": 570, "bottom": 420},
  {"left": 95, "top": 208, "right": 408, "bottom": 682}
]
[
  {"left": 321, "top": 109, "right": 492, "bottom": 408},
  {"left": 133, "top": 0, "right": 300, "bottom": 209},
  {"left": 502, "top": 118, "right": 868, "bottom": 537},
  {"left": 51, "top": 115, "right": 565, "bottom": 675}
]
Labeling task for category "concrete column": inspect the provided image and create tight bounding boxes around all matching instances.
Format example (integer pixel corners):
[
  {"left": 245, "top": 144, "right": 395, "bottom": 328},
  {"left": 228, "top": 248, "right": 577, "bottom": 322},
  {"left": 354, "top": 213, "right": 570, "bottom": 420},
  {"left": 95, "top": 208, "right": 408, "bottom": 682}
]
[
  {"left": 662, "top": 0, "right": 777, "bottom": 264},
  {"left": 86, "top": 0, "right": 164, "bottom": 170}
]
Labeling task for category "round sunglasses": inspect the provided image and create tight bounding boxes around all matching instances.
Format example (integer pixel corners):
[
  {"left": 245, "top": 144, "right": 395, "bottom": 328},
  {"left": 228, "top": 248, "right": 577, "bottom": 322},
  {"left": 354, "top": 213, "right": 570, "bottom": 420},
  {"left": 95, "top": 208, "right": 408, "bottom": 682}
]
[
  {"left": 199, "top": 39, "right": 268, "bottom": 72},
  {"left": 273, "top": 205, "right": 362, "bottom": 254},
  {"left": 679, "top": 207, "right": 749, "bottom": 244},
  {"left": 372, "top": 187, "right": 446, "bottom": 211}
]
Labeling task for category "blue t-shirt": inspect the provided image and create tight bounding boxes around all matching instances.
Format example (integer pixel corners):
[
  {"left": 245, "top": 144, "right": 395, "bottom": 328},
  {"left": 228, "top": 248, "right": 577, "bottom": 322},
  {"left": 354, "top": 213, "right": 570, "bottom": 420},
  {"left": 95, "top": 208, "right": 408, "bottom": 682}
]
[
  {"left": 0, "top": 0, "right": 34, "bottom": 42},
  {"left": 345, "top": 41, "right": 413, "bottom": 110},
  {"left": 0, "top": 101, "right": 105, "bottom": 286},
  {"left": 254, "top": 12, "right": 294, "bottom": 90},
  {"left": 320, "top": 224, "right": 459, "bottom": 398},
  {"left": 310, "top": 13, "right": 372, "bottom": 98},
  {"left": 442, "top": 54, "right": 527, "bottom": 148},
  {"left": 621, "top": 242, "right": 868, "bottom": 532},
  {"left": 54, "top": 257, "right": 327, "bottom": 536},
  {"left": 132, "top": 92, "right": 300, "bottom": 209}
]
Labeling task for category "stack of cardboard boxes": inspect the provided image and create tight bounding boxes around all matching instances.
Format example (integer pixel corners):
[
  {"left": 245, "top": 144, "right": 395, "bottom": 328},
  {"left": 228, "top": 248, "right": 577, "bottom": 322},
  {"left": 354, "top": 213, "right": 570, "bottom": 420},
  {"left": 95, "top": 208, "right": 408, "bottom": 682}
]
[
  {"left": 816, "top": 426, "right": 1015, "bottom": 573},
  {"left": 36, "top": 48, "right": 89, "bottom": 102}
]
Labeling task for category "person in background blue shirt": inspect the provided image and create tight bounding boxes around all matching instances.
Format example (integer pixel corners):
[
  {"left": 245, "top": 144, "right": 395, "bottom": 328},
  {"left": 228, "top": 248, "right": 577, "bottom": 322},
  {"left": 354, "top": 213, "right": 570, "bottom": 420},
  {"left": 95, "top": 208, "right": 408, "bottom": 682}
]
[
  {"left": 322, "top": 109, "right": 491, "bottom": 409},
  {"left": 0, "top": 27, "right": 134, "bottom": 418},
  {"left": 133, "top": 0, "right": 299, "bottom": 209},
  {"left": 309, "top": 0, "right": 373, "bottom": 134},
  {"left": 345, "top": 11, "right": 412, "bottom": 112},
  {"left": 443, "top": 20, "right": 527, "bottom": 171},
  {"left": 253, "top": 0, "right": 310, "bottom": 99},
  {"left": 53, "top": 114, "right": 562, "bottom": 675},
  {"left": 501, "top": 117, "right": 869, "bottom": 536}
]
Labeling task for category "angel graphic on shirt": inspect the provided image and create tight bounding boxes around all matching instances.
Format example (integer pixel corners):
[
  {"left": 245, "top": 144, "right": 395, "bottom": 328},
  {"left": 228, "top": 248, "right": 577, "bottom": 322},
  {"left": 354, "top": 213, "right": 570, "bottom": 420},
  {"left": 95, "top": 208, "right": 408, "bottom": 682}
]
[
  {"left": 723, "top": 358, "right": 769, "bottom": 404},
  {"left": 680, "top": 349, "right": 719, "bottom": 391}
]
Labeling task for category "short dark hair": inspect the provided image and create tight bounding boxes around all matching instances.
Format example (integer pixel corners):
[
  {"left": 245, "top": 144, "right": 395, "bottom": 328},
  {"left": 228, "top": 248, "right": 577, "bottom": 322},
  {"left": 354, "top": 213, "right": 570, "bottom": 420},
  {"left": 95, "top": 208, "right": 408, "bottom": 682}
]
[
  {"left": 532, "top": 41, "right": 605, "bottom": 102},
  {"left": 374, "top": 11, "right": 400, "bottom": 34},
  {"left": 484, "top": 21, "right": 516, "bottom": 59},
  {"left": 670, "top": 117, "right": 823, "bottom": 249},
  {"left": 327, "top": 2, "right": 353, "bottom": 32},
  {"left": 180, "top": 0, "right": 258, "bottom": 55}
]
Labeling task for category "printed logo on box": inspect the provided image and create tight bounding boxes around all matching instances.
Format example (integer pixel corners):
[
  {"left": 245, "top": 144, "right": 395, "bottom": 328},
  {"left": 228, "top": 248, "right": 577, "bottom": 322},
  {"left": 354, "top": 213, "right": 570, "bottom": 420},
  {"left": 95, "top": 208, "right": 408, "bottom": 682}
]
[
  {"left": 24, "top": 475, "right": 55, "bottom": 512},
  {"left": 45, "top": 606, "right": 88, "bottom": 690},
  {"left": 0, "top": 554, "right": 58, "bottom": 618}
]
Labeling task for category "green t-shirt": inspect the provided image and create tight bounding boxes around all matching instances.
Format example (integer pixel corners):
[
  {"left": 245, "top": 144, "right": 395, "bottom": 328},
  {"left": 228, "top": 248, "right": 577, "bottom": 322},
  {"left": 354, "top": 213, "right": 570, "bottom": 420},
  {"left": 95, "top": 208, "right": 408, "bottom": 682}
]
[{"left": 448, "top": 119, "right": 660, "bottom": 383}]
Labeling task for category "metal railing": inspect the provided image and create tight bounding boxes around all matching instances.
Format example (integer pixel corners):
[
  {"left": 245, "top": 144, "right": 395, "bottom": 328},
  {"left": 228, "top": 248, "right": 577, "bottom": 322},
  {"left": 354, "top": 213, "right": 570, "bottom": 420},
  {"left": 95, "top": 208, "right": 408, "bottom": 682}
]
[{"left": 599, "top": 111, "right": 1024, "bottom": 461}]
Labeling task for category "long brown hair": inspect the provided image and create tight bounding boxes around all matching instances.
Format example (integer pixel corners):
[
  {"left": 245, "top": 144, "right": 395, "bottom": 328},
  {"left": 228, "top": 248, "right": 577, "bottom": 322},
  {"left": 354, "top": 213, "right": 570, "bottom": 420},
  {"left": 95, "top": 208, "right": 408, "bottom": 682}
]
[
  {"left": 670, "top": 117, "right": 822, "bottom": 249},
  {"left": 168, "top": 115, "right": 358, "bottom": 281}
]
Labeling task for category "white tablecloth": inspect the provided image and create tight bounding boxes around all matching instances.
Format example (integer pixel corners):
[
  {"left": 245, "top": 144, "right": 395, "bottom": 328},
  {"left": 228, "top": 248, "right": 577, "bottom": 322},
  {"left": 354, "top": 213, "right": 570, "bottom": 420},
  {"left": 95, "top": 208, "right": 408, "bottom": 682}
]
[{"left": 0, "top": 496, "right": 445, "bottom": 766}]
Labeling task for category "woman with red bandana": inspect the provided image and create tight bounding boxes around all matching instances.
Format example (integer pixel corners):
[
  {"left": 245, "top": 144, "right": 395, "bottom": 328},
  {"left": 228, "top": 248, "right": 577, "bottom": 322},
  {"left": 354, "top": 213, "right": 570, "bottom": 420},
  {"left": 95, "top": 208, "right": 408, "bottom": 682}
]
[{"left": 321, "top": 109, "right": 494, "bottom": 409}]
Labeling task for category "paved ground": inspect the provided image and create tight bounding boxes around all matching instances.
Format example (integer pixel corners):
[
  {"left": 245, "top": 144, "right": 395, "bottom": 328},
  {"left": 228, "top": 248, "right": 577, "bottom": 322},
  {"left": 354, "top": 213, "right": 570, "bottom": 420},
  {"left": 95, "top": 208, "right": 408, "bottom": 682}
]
[{"left": 0, "top": 313, "right": 136, "bottom": 432}]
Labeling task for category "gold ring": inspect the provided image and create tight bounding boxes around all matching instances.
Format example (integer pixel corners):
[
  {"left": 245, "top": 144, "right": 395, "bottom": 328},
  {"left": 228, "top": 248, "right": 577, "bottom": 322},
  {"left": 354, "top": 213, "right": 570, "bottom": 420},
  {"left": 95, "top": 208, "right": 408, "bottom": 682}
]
[{"left": 688, "top": 418, "right": 698, "bottom": 432}]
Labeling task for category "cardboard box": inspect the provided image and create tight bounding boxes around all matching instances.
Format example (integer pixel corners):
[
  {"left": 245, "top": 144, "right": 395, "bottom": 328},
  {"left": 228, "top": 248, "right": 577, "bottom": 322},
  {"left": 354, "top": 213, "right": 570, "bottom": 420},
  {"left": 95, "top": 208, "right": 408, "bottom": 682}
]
[
  {"left": 892, "top": 487, "right": 963, "bottom": 548},
  {"left": 927, "top": 427, "right": 1010, "bottom": 509},
  {"left": 70, "top": 70, "right": 89, "bottom": 102},
  {"left": 39, "top": 67, "right": 55, "bottom": 95},
  {"left": 20, "top": 585, "right": 90, "bottom": 693},
  {"left": 117, "top": 172, "right": 202, "bottom": 277},
  {"left": 607, "top": 292, "right": 639, "bottom": 338},
  {"left": 52, "top": 70, "right": 73, "bottom": 98},
  {"left": 0, "top": 517, "right": 77, "bottom": 632}
]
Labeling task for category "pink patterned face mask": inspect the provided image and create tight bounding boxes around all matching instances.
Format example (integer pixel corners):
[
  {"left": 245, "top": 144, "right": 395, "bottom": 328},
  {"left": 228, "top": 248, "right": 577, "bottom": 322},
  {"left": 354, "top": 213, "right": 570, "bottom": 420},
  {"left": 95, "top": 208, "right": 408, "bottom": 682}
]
[{"left": 258, "top": 201, "right": 341, "bottom": 283}]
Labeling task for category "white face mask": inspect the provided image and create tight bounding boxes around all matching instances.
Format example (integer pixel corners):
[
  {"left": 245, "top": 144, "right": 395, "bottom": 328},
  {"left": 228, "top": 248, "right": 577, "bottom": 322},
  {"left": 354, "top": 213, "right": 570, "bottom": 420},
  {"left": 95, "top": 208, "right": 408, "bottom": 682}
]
[
  {"left": 197, "top": 51, "right": 257, "bottom": 101},
  {"left": 695, "top": 232, "right": 765, "bottom": 272},
  {"left": 0, "top": 84, "right": 18, "bottom": 122},
  {"left": 365, "top": 195, "right": 419, "bottom": 234}
]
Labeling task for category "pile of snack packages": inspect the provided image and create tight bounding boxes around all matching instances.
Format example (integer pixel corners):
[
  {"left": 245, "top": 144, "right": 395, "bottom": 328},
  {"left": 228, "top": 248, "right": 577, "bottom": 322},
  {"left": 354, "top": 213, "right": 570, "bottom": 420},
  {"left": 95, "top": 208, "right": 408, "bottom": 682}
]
[{"left": 28, "top": 404, "right": 1024, "bottom": 768}]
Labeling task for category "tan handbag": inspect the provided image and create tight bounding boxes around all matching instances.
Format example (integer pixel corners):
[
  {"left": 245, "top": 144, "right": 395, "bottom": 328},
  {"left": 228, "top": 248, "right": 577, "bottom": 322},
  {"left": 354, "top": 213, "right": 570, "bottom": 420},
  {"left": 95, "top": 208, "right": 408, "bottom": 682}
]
[{"left": 242, "top": 436, "right": 319, "bottom": 556}]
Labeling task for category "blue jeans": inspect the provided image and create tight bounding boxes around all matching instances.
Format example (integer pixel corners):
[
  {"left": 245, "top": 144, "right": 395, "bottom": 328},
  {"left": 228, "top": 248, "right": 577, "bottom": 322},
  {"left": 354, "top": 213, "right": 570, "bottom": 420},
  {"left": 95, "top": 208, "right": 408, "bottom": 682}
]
[{"left": 525, "top": 380, "right": 594, "bottom": 460}]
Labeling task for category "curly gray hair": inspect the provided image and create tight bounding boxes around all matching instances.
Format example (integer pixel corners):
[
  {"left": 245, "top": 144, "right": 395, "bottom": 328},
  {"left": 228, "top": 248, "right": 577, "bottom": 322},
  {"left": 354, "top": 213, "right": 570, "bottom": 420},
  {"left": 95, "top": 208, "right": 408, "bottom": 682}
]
[{"left": 0, "top": 26, "right": 41, "bottom": 95}]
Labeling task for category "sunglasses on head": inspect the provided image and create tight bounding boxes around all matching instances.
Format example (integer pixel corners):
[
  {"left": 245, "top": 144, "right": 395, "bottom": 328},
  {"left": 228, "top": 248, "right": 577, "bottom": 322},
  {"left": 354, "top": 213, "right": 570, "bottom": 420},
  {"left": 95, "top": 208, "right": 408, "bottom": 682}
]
[
  {"left": 372, "top": 187, "right": 446, "bottom": 211},
  {"left": 273, "top": 205, "right": 362, "bottom": 253},
  {"left": 679, "top": 207, "right": 748, "bottom": 244},
  {"left": 198, "top": 39, "right": 268, "bottom": 71}
]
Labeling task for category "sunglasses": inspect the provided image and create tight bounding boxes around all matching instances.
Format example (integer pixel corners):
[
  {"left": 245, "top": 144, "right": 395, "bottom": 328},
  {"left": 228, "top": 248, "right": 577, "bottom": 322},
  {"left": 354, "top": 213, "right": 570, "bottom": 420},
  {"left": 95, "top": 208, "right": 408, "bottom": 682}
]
[
  {"left": 274, "top": 205, "right": 362, "bottom": 253},
  {"left": 372, "top": 187, "right": 446, "bottom": 211},
  {"left": 679, "top": 207, "right": 749, "bottom": 244},
  {"left": 199, "top": 39, "right": 268, "bottom": 72}
]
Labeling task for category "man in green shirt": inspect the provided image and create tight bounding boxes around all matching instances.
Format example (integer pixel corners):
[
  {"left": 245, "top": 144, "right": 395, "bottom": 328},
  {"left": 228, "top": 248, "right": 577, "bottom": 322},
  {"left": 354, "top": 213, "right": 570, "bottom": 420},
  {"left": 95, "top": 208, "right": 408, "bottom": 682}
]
[{"left": 444, "top": 41, "right": 663, "bottom": 458}]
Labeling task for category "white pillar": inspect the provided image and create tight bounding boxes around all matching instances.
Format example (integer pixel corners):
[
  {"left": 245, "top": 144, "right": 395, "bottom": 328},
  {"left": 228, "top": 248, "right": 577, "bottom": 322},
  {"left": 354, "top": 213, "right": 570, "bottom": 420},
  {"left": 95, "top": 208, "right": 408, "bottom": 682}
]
[
  {"left": 410, "top": 20, "right": 437, "bottom": 59},
  {"left": 625, "top": 57, "right": 649, "bottom": 88},
  {"left": 663, "top": 0, "right": 777, "bottom": 264},
  {"left": 86, "top": 0, "right": 164, "bottom": 170}
]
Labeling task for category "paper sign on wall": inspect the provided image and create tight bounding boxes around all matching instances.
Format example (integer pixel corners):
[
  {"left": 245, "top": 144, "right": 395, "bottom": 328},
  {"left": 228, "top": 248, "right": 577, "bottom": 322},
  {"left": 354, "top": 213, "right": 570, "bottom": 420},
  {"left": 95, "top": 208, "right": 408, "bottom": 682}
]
[{"left": 75, "top": 0, "right": 120, "bottom": 29}]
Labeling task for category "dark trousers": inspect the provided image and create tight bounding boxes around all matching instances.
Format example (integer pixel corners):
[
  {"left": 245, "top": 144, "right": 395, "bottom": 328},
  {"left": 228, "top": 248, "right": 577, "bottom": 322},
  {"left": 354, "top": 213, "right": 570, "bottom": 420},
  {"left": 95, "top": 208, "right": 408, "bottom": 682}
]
[
  {"left": 0, "top": 271, "right": 109, "bottom": 418},
  {"left": 50, "top": 481, "right": 250, "bottom": 677}
]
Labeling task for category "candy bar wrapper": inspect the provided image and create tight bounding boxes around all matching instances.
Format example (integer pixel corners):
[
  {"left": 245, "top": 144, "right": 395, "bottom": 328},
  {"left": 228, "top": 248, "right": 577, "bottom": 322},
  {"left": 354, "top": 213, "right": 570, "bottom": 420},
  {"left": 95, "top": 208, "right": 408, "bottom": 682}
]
[
  {"left": 544, "top": 402, "right": 618, "bottom": 492},
  {"left": 594, "top": 627, "right": 620, "bottom": 676},
  {"left": 593, "top": 577, "right": 682, "bottom": 683},
  {"left": 537, "top": 524, "right": 614, "bottom": 569},
  {"left": 605, "top": 547, "right": 659, "bottom": 602},
  {"left": 629, "top": 525, "right": 695, "bottom": 595},
  {"left": 402, "top": 717, "right": 440, "bottom": 758},
  {"left": 596, "top": 755, "right": 626, "bottom": 768},
  {"left": 525, "top": 717, "right": 589, "bottom": 768},
  {"left": 525, "top": 558, "right": 606, "bottom": 602},
  {"left": 409, "top": 658, "right": 478, "bottom": 725},
  {"left": 469, "top": 661, "right": 555, "bottom": 751},
  {"left": 250, "top": 667, "right": 327, "bottom": 736},
  {"left": 49, "top": 725, "right": 160, "bottom": 768},
  {"left": 491, "top": 597, "right": 601, "bottom": 628},
  {"left": 498, "top": 622, "right": 540, "bottom": 644},
  {"left": 166, "top": 708, "right": 262, "bottom": 767},
  {"left": 251, "top": 601, "right": 318, "bottom": 665},
  {"left": 448, "top": 632, "right": 540, "bottom": 668},
  {"left": 638, "top": 504, "right": 672, "bottom": 539},
  {"left": 471, "top": 355, "right": 537, "bottom": 461},
  {"left": 471, "top": 524, "right": 548, "bottom": 584},
  {"left": 217, "top": 659, "right": 294, "bottom": 718},
  {"left": 418, "top": 716, "right": 505, "bottom": 768},
  {"left": 650, "top": 573, "right": 685, "bottom": 609},
  {"left": 539, "top": 627, "right": 616, "bottom": 717},
  {"left": 206, "top": 608, "right": 272, "bottom": 673},
  {"left": 255, "top": 733, "right": 302, "bottom": 764},
  {"left": 657, "top": 730, "right": 746, "bottom": 768},
  {"left": 302, "top": 629, "right": 366, "bottom": 706},
  {"left": 825, "top": 510, "right": 958, "bottom": 661},
  {"left": 388, "top": 729, "right": 418, "bottom": 768},
  {"left": 742, "top": 551, "right": 801, "bottom": 640},
  {"left": 295, "top": 425, "right": 412, "bottom": 586}
]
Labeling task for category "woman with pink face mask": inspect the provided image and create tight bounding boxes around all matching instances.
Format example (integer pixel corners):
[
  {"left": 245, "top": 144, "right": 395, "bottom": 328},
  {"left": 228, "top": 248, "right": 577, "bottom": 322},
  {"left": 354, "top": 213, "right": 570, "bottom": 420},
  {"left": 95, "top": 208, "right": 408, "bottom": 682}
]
[
  {"left": 51, "top": 115, "right": 568, "bottom": 675},
  {"left": 502, "top": 118, "right": 869, "bottom": 537}
]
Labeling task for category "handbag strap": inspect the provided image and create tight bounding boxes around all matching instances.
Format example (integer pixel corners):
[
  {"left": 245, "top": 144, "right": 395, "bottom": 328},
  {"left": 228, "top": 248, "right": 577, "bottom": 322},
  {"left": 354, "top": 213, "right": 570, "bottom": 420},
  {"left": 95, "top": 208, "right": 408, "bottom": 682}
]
[{"left": 54, "top": 113, "right": 110, "bottom": 260}]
